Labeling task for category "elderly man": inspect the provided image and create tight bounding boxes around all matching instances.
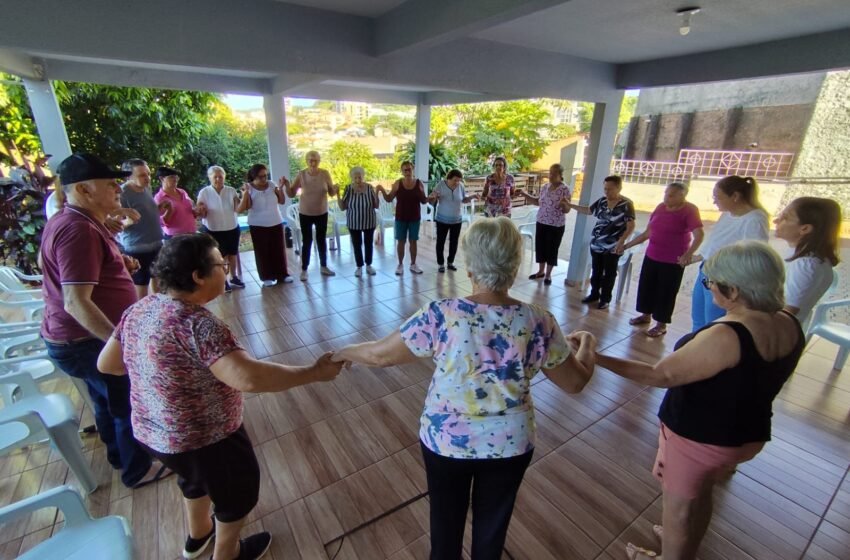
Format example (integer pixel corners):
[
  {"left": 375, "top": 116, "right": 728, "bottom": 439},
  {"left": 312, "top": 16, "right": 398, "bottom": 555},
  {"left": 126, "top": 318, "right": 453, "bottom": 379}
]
[
  {"left": 119, "top": 158, "right": 165, "bottom": 298},
  {"left": 40, "top": 153, "right": 171, "bottom": 489}
]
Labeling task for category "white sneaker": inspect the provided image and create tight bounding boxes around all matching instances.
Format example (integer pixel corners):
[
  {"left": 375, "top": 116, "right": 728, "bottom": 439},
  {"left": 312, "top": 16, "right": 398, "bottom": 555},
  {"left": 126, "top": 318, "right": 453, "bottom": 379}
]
[
  {"left": 300, "top": 270, "right": 308, "bottom": 281},
  {"left": 355, "top": 267, "right": 362, "bottom": 278},
  {"left": 366, "top": 265, "right": 376, "bottom": 276},
  {"left": 262, "top": 279, "right": 277, "bottom": 287},
  {"left": 321, "top": 266, "right": 336, "bottom": 276},
  {"left": 282, "top": 276, "right": 294, "bottom": 284},
  {"left": 395, "top": 265, "right": 403, "bottom": 276},
  {"left": 410, "top": 263, "right": 423, "bottom": 274}
]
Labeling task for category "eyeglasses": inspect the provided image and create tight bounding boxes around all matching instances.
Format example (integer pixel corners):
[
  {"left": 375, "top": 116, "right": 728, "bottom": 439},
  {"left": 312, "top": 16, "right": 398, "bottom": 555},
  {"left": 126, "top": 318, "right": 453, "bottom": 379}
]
[{"left": 213, "top": 261, "right": 229, "bottom": 272}]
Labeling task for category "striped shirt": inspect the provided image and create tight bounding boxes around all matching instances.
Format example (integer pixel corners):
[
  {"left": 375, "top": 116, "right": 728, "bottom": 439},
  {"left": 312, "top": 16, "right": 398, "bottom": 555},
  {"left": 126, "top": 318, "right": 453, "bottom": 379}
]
[{"left": 342, "top": 183, "right": 377, "bottom": 230}]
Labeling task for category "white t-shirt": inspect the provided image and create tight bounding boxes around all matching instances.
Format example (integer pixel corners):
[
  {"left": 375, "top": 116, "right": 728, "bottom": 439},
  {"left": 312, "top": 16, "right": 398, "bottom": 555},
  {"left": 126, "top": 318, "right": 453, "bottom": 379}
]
[
  {"left": 246, "top": 185, "right": 282, "bottom": 227},
  {"left": 197, "top": 185, "right": 239, "bottom": 231},
  {"left": 701, "top": 209, "right": 769, "bottom": 260},
  {"left": 785, "top": 255, "right": 835, "bottom": 329},
  {"left": 45, "top": 191, "right": 61, "bottom": 220}
]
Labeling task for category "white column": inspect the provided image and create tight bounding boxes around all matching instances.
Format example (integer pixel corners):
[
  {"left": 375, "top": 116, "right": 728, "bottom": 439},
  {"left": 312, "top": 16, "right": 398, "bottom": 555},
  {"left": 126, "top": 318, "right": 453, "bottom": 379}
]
[
  {"left": 566, "top": 93, "right": 624, "bottom": 286},
  {"left": 22, "top": 78, "right": 72, "bottom": 169},
  {"left": 263, "top": 94, "right": 290, "bottom": 186},
  {"left": 414, "top": 99, "right": 431, "bottom": 189}
]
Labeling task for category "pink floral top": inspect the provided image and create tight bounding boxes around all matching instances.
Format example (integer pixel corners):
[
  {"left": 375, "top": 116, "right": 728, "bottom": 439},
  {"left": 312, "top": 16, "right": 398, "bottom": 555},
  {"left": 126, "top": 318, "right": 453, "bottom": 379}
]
[
  {"left": 484, "top": 174, "right": 515, "bottom": 217},
  {"left": 536, "top": 182, "right": 571, "bottom": 227},
  {"left": 400, "top": 299, "right": 570, "bottom": 459},
  {"left": 115, "top": 294, "right": 244, "bottom": 453}
]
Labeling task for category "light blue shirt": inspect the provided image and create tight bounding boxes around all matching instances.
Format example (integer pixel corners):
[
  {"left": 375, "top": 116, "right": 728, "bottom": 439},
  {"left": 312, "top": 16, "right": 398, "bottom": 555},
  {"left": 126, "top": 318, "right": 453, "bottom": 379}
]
[{"left": 434, "top": 181, "right": 465, "bottom": 224}]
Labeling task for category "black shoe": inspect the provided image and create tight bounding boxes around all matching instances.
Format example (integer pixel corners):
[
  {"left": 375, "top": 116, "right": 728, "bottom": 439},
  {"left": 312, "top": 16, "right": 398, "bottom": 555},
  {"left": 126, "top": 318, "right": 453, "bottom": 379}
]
[
  {"left": 438, "top": 266, "right": 446, "bottom": 273},
  {"left": 597, "top": 301, "right": 609, "bottom": 310},
  {"left": 225, "top": 281, "right": 233, "bottom": 293},
  {"left": 543, "top": 278, "right": 552, "bottom": 286},
  {"left": 581, "top": 294, "right": 600, "bottom": 304},
  {"left": 230, "top": 277, "right": 245, "bottom": 289},
  {"left": 447, "top": 264, "right": 458, "bottom": 271},
  {"left": 238, "top": 532, "right": 272, "bottom": 560},
  {"left": 182, "top": 515, "right": 215, "bottom": 559}
]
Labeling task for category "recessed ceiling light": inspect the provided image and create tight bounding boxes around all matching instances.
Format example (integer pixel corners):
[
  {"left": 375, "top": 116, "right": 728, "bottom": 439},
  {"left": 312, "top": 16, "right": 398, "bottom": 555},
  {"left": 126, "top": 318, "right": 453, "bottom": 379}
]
[{"left": 677, "top": 6, "right": 701, "bottom": 36}]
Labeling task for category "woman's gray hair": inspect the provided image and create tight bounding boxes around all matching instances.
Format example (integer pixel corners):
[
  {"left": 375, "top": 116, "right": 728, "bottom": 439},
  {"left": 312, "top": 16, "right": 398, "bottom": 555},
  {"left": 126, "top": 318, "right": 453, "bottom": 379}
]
[
  {"left": 461, "top": 217, "right": 523, "bottom": 292},
  {"left": 667, "top": 181, "right": 689, "bottom": 195},
  {"left": 207, "top": 165, "right": 225, "bottom": 178},
  {"left": 703, "top": 240, "right": 785, "bottom": 312},
  {"left": 349, "top": 166, "right": 366, "bottom": 180},
  {"left": 305, "top": 150, "right": 321, "bottom": 161}
]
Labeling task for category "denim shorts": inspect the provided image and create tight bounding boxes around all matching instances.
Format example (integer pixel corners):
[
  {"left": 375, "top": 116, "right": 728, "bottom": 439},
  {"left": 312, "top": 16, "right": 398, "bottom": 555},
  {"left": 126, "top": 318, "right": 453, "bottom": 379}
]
[{"left": 394, "top": 220, "right": 421, "bottom": 242}]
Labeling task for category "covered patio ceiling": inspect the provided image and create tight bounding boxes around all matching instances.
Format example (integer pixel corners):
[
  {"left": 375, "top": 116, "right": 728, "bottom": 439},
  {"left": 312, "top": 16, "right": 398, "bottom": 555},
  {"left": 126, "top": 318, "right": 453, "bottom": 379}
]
[{"left": 1, "top": 0, "right": 849, "bottom": 104}]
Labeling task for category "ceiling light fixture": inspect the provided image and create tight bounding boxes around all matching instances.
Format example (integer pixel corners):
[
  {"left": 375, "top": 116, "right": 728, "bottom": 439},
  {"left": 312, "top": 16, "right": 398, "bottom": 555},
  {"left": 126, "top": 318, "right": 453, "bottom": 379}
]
[{"left": 677, "top": 6, "right": 701, "bottom": 36}]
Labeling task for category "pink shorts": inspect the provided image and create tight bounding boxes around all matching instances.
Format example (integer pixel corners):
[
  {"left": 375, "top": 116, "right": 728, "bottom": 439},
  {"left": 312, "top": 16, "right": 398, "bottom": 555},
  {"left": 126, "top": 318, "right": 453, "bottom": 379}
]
[{"left": 652, "top": 422, "right": 764, "bottom": 499}]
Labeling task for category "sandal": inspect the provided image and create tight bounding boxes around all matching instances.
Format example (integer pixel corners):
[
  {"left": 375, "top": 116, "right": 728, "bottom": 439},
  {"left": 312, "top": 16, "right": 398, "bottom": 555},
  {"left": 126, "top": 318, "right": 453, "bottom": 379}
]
[
  {"left": 626, "top": 542, "right": 659, "bottom": 559},
  {"left": 629, "top": 315, "right": 651, "bottom": 326},
  {"left": 528, "top": 272, "right": 545, "bottom": 280},
  {"left": 133, "top": 463, "right": 174, "bottom": 489},
  {"left": 646, "top": 325, "right": 667, "bottom": 338}
]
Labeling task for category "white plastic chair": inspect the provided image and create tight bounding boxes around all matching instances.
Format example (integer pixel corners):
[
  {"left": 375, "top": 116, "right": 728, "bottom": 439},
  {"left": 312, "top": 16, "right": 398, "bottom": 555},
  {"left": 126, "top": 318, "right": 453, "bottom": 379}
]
[
  {"left": 285, "top": 204, "right": 303, "bottom": 256},
  {"left": 615, "top": 233, "right": 641, "bottom": 303},
  {"left": 420, "top": 203, "right": 436, "bottom": 240},
  {"left": 377, "top": 199, "right": 396, "bottom": 245},
  {"left": 461, "top": 199, "right": 477, "bottom": 228},
  {"left": 0, "top": 370, "right": 97, "bottom": 493},
  {"left": 511, "top": 207, "right": 539, "bottom": 262},
  {"left": 0, "top": 320, "right": 43, "bottom": 358},
  {"left": 329, "top": 198, "right": 349, "bottom": 252},
  {"left": 0, "top": 485, "right": 132, "bottom": 559},
  {"left": 0, "top": 267, "right": 42, "bottom": 298},
  {"left": 806, "top": 297, "right": 850, "bottom": 371}
]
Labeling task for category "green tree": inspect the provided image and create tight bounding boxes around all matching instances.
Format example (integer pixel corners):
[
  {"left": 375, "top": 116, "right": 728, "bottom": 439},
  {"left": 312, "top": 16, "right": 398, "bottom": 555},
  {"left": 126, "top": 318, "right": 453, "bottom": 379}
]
[
  {"left": 396, "top": 142, "right": 459, "bottom": 182},
  {"left": 451, "top": 100, "right": 553, "bottom": 173},
  {"left": 577, "top": 96, "right": 638, "bottom": 134},
  {"left": 0, "top": 74, "right": 42, "bottom": 167},
  {"left": 325, "top": 140, "right": 381, "bottom": 186}
]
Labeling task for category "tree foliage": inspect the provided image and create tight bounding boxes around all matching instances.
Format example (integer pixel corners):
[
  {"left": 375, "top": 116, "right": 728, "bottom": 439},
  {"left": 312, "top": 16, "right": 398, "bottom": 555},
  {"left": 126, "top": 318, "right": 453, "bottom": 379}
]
[
  {"left": 0, "top": 75, "right": 43, "bottom": 167},
  {"left": 325, "top": 140, "right": 383, "bottom": 186},
  {"left": 396, "top": 142, "right": 459, "bottom": 182}
]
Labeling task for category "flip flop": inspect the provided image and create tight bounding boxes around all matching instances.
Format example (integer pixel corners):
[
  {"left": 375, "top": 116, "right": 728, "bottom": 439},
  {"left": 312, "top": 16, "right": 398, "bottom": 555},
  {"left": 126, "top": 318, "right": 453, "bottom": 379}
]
[
  {"left": 133, "top": 464, "right": 174, "bottom": 489},
  {"left": 629, "top": 315, "right": 651, "bottom": 326},
  {"left": 626, "top": 542, "right": 659, "bottom": 559},
  {"left": 646, "top": 325, "right": 667, "bottom": 338}
]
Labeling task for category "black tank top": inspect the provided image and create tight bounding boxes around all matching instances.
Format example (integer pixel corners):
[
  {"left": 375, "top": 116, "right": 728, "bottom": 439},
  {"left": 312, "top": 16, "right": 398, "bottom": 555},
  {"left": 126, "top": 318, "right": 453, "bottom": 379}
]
[{"left": 658, "top": 312, "right": 805, "bottom": 446}]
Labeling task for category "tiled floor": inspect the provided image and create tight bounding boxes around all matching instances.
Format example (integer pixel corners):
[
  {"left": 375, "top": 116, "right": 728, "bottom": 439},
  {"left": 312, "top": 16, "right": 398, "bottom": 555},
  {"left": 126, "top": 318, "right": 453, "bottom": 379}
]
[{"left": 1, "top": 223, "right": 849, "bottom": 560}]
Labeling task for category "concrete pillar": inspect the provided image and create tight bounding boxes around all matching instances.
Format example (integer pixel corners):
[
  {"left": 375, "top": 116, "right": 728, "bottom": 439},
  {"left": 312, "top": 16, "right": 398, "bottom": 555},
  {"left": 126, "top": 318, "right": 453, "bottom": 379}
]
[
  {"left": 263, "top": 94, "right": 291, "bottom": 185},
  {"left": 566, "top": 93, "right": 624, "bottom": 287},
  {"left": 414, "top": 99, "right": 431, "bottom": 191},
  {"left": 22, "top": 78, "right": 72, "bottom": 169}
]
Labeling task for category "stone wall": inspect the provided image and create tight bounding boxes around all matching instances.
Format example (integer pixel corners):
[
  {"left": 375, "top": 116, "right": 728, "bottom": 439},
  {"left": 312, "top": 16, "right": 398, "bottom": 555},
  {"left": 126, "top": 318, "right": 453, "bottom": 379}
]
[{"left": 793, "top": 70, "right": 850, "bottom": 177}]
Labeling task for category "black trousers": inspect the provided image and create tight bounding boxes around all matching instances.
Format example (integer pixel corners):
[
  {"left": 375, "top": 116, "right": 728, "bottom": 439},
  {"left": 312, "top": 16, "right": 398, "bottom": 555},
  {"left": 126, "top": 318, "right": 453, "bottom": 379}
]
[
  {"left": 435, "top": 221, "right": 462, "bottom": 266},
  {"left": 350, "top": 228, "right": 375, "bottom": 267},
  {"left": 299, "top": 212, "right": 329, "bottom": 269},
  {"left": 589, "top": 250, "right": 621, "bottom": 303},
  {"left": 535, "top": 223, "right": 565, "bottom": 266},
  {"left": 421, "top": 442, "right": 533, "bottom": 560},
  {"left": 636, "top": 255, "right": 685, "bottom": 324}
]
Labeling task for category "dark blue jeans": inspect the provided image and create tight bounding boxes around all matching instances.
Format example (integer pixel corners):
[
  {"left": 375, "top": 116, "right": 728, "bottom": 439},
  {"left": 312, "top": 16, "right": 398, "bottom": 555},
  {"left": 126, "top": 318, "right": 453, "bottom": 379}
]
[{"left": 45, "top": 338, "right": 152, "bottom": 487}]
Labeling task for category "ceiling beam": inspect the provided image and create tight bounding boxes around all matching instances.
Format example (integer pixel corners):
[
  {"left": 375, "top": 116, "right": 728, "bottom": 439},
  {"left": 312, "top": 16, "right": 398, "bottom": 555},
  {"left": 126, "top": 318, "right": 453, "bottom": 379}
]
[
  {"left": 617, "top": 28, "right": 850, "bottom": 89},
  {"left": 284, "top": 83, "right": 420, "bottom": 105},
  {"left": 0, "top": 49, "right": 42, "bottom": 80},
  {"left": 374, "top": 0, "right": 571, "bottom": 56}
]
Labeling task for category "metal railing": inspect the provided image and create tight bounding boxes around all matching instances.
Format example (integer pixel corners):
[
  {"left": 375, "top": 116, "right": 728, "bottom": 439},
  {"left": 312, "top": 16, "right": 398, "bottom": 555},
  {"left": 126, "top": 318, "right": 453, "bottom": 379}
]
[
  {"left": 610, "top": 159, "right": 695, "bottom": 185},
  {"left": 678, "top": 149, "right": 795, "bottom": 179}
]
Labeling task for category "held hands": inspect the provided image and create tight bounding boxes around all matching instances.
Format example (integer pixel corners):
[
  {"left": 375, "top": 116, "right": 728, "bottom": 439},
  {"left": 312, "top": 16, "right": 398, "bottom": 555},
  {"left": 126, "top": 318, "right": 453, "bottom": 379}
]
[
  {"left": 122, "top": 255, "right": 140, "bottom": 275},
  {"left": 567, "top": 330, "right": 597, "bottom": 352},
  {"left": 613, "top": 240, "right": 626, "bottom": 255},
  {"left": 676, "top": 252, "right": 694, "bottom": 267},
  {"left": 278, "top": 176, "right": 290, "bottom": 190},
  {"left": 313, "top": 352, "right": 345, "bottom": 382}
]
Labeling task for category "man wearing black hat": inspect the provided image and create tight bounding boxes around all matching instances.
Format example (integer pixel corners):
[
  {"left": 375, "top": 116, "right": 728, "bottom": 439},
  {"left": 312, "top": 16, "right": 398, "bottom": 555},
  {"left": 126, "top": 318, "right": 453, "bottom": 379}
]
[{"left": 40, "top": 153, "right": 171, "bottom": 489}]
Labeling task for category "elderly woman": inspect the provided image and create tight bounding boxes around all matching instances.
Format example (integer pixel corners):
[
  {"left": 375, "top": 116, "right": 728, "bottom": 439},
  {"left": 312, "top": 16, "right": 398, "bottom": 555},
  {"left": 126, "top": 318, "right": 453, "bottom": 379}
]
[
  {"left": 566, "top": 175, "right": 636, "bottom": 308},
  {"left": 521, "top": 163, "right": 571, "bottom": 285},
  {"left": 237, "top": 163, "right": 292, "bottom": 287},
  {"left": 624, "top": 182, "right": 704, "bottom": 337},
  {"left": 482, "top": 156, "right": 516, "bottom": 217},
  {"left": 154, "top": 167, "right": 199, "bottom": 238},
  {"left": 333, "top": 218, "right": 597, "bottom": 559},
  {"left": 377, "top": 161, "right": 428, "bottom": 275},
  {"left": 595, "top": 241, "right": 805, "bottom": 560},
  {"left": 427, "top": 169, "right": 478, "bottom": 273},
  {"left": 97, "top": 234, "right": 343, "bottom": 560},
  {"left": 286, "top": 150, "right": 338, "bottom": 280},
  {"left": 339, "top": 166, "right": 379, "bottom": 277},
  {"left": 197, "top": 165, "right": 244, "bottom": 291},
  {"left": 687, "top": 176, "right": 769, "bottom": 330},
  {"left": 774, "top": 197, "right": 841, "bottom": 329}
]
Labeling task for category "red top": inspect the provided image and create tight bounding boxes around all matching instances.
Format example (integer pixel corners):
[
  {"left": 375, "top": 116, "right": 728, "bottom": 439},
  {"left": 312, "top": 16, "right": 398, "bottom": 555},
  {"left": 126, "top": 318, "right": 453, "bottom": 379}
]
[
  {"left": 646, "top": 202, "right": 703, "bottom": 264},
  {"left": 40, "top": 206, "right": 138, "bottom": 341},
  {"left": 395, "top": 179, "right": 427, "bottom": 222}
]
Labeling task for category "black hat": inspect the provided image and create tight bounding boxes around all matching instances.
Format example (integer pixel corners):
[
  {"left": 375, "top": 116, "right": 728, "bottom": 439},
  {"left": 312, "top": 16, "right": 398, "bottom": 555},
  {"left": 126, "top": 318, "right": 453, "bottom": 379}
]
[
  {"left": 156, "top": 166, "right": 180, "bottom": 179},
  {"left": 57, "top": 153, "right": 131, "bottom": 186}
]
